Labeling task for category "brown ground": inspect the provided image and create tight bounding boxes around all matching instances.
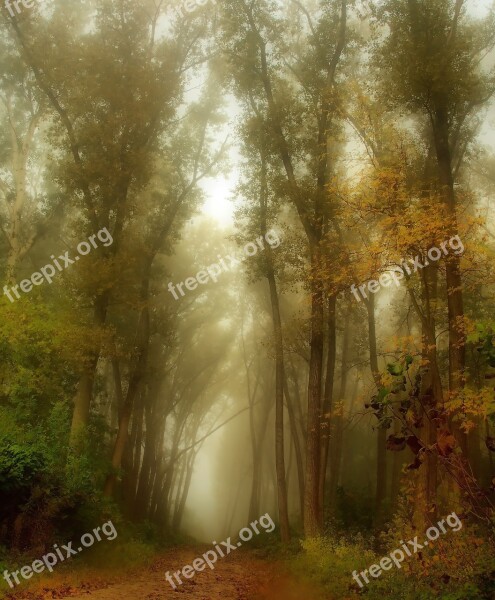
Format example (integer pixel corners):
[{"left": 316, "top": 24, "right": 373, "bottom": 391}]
[{"left": 8, "top": 548, "right": 329, "bottom": 600}]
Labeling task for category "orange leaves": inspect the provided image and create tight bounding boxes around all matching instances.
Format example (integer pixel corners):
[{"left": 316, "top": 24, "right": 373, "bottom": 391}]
[
  {"left": 436, "top": 431, "right": 456, "bottom": 457},
  {"left": 446, "top": 387, "right": 495, "bottom": 422},
  {"left": 460, "top": 419, "right": 476, "bottom": 434}
]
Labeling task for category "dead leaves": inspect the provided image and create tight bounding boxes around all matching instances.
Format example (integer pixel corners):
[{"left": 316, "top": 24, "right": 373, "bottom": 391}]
[
  {"left": 436, "top": 431, "right": 456, "bottom": 457},
  {"left": 386, "top": 434, "right": 407, "bottom": 451},
  {"left": 485, "top": 437, "right": 495, "bottom": 452}
]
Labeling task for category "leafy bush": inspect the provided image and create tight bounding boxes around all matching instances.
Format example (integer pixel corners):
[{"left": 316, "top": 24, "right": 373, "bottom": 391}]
[
  {"left": 0, "top": 402, "right": 110, "bottom": 550},
  {"left": 288, "top": 521, "right": 495, "bottom": 600},
  {"left": 289, "top": 534, "right": 376, "bottom": 599}
]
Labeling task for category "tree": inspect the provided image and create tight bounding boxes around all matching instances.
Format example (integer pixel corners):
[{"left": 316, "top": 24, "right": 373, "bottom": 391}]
[{"left": 221, "top": 0, "right": 349, "bottom": 537}]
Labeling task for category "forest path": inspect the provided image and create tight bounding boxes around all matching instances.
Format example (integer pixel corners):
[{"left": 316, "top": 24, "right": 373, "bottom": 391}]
[{"left": 58, "top": 547, "right": 329, "bottom": 600}]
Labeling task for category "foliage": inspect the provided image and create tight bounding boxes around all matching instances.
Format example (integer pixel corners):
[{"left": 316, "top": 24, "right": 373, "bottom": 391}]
[
  {"left": 371, "top": 506, "right": 495, "bottom": 600},
  {"left": 290, "top": 534, "right": 376, "bottom": 599},
  {"left": 0, "top": 400, "right": 110, "bottom": 549},
  {"left": 289, "top": 523, "right": 495, "bottom": 600}
]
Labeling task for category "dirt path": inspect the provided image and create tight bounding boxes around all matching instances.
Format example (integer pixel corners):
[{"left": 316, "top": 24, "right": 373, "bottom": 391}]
[{"left": 52, "top": 548, "right": 328, "bottom": 600}]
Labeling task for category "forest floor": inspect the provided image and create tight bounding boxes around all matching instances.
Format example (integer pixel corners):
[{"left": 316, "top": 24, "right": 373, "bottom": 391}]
[{"left": 4, "top": 547, "right": 330, "bottom": 600}]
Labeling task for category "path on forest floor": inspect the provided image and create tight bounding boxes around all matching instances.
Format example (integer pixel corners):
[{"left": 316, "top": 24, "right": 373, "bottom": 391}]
[{"left": 55, "top": 548, "right": 329, "bottom": 600}]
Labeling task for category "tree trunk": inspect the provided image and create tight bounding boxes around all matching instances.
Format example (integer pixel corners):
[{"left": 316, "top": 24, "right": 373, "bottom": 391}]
[
  {"left": 365, "top": 294, "right": 387, "bottom": 526},
  {"left": 408, "top": 262, "right": 443, "bottom": 522},
  {"left": 266, "top": 249, "right": 291, "bottom": 542},
  {"left": 284, "top": 376, "right": 305, "bottom": 521},
  {"left": 173, "top": 444, "right": 199, "bottom": 532},
  {"left": 319, "top": 294, "right": 337, "bottom": 526},
  {"left": 256, "top": 140, "right": 290, "bottom": 540},
  {"left": 134, "top": 383, "right": 161, "bottom": 519},
  {"left": 304, "top": 268, "right": 325, "bottom": 537},
  {"left": 432, "top": 106, "right": 466, "bottom": 394},
  {"left": 328, "top": 304, "right": 352, "bottom": 510},
  {"left": 103, "top": 262, "right": 151, "bottom": 497},
  {"left": 70, "top": 292, "right": 110, "bottom": 443}
]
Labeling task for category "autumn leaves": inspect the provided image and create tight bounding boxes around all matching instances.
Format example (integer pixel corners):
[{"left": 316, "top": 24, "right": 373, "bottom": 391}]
[{"left": 350, "top": 235, "right": 465, "bottom": 303}]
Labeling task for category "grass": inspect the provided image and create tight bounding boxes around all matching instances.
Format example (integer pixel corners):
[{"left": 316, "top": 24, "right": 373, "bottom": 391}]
[{"left": 0, "top": 537, "right": 157, "bottom": 599}]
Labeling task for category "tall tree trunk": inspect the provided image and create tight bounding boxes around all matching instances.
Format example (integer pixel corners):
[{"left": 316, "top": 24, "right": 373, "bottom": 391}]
[
  {"left": 284, "top": 376, "right": 305, "bottom": 521},
  {"left": 339, "top": 374, "right": 360, "bottom": 490},
  {"left": 364, "top": 294, "right": 387, "bottom": 526},
  {"left": 266, "top": 243, "right": 290, "bottom": 542},
  {"left": 304, "top": 268, "right": 325, "bottom": 536},
  {"left": 70, "top": 292, "right": 110, "bottom": 443},
  {"left": 257, "top": 141, "right": 290, "bottom": 540},
  {"left": 122, "top": 393, "right": 142, "bottom": 518},
  {"left": 241, "top": 314, "right": 264, "bottom": 525},
  {"left": 103, "top": 262, "right": 151, "bottom": 497},
  {"left": 243, "top": 338, "right": 262, "bottom": 524},
  {"left": 289, "top": 358, "right": 307, "bottom": 445},
  {"left": 328, "top": 304, "right": 352, "bottom": 510},
  {"left": 408, "top": 262, "right": 443, "bottom": 522},
  {"left": 4, "top": 100, "right": 43, "bottom": 285},
  {"left": 173, "top": 448, "right": 198, "bottom": 532},
  {"left": 319, "top": 294, "right": 337, "bottom": 526},
  {"left": 242, "top": 0, "right": 347, "bottom": 538},
  {"left": 432, "top": 107, "right": 466, "bottom": 396},
  {"left": 248, "top": 405, "right": 269, "bottom": 523},
  {"left": 134, "top": 382, "right": 161, "bottom": 519}
]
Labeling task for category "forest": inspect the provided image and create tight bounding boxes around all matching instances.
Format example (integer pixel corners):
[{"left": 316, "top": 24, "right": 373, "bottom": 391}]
[{"left": 0, "top": 0, "right": 494, "bottom": 599}]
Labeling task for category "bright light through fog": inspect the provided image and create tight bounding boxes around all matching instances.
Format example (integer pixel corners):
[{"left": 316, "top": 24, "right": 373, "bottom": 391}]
[{"left": 201, "top": 175, "right": 235, "bottom": 225}]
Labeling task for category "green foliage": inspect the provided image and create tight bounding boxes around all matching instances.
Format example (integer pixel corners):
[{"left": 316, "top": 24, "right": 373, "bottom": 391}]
[
  {"left": 386, "top": 362, "right": 403, "bottom": 377},
  {"left": 468, "top": 322, "right": 495, "bottom": 368},
  {"left": 332, "top": 486, "right": 375, "bottom": 533},
  {"left": 0, "top": 294, "right": 113, "bottom": 548},
  {"left": 288, "top": 526, "right": 495, "bottom": 600},
  {"left": 0, "top": 410, "right": 42, "bottom": 492},
  {"left": 0, "top": 400, "right": 111, "bottom": 548},
  {"left": 0, "top": 441, "right": 43, "bottom": 492},
  {"left": 0, "top": 298, "right": 79, "bottom": 425},
  {"left": 290, "top": 534, "right": 376, "bottom": 599}
]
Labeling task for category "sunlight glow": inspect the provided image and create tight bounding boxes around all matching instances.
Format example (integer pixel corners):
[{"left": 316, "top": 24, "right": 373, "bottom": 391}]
[{"left": 200, "top": 175, "right": 235, "bottom": 226}]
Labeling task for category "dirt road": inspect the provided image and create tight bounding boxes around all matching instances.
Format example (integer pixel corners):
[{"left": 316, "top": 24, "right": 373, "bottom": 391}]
[{"left": 59, "top": 548, "right": 328, "bottom": 600}]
